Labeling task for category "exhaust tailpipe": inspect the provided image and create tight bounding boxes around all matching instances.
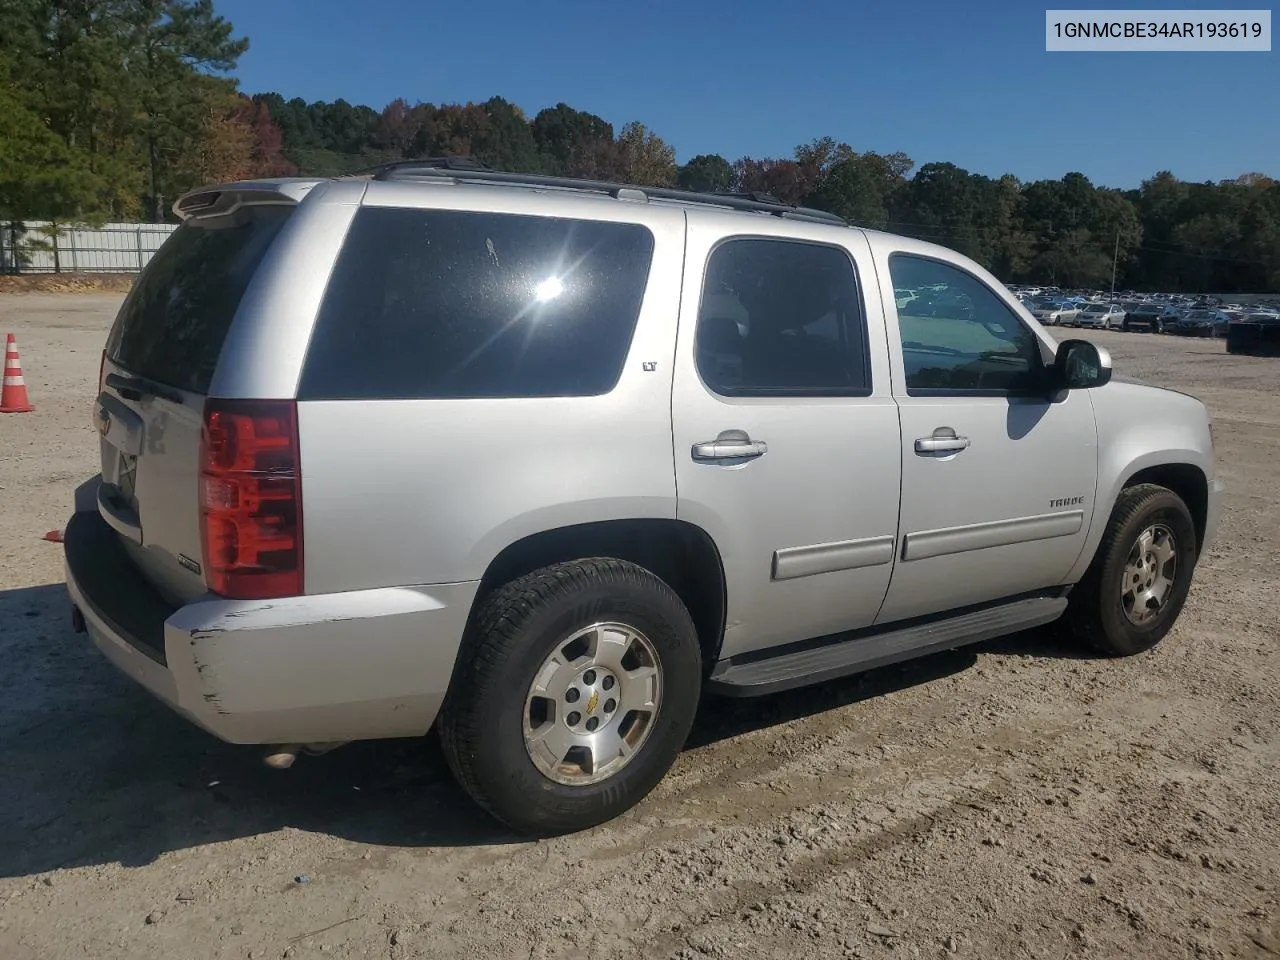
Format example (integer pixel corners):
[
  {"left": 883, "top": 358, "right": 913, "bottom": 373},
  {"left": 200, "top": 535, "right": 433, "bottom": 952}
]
[{"left": 262, "top": 741, "right": 350, "bottom": 769}]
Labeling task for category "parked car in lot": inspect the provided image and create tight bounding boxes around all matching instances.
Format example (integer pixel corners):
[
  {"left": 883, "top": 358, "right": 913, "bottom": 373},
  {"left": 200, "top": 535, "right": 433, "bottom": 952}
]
[
  {"left": 1124, "top": 302, "right": 1178, "bottom": 333},
  {"left": 64, "top": 165, "right": 1224, "bottom": 834},
  {"left": 1172, "top": 308, "right": 1230, "bottom": 338},
  {"left": 1075, "top": 303, "right": 1126, "bottom": 329},
  {"left": 1227, "top": 312, "right": 1280, "bottom": 355},
  {"left": 1033, "top": 301, "right": 1080, "bottom": 326}
]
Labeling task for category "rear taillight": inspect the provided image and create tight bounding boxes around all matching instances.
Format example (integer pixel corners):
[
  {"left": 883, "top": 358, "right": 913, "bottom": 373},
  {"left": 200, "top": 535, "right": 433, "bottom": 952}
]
[
  {"left": 98, "top": 351, "right": 106, "bottom": 392},
  {"left": 199, "top": 399, "right": 303, "bottom": 599}
]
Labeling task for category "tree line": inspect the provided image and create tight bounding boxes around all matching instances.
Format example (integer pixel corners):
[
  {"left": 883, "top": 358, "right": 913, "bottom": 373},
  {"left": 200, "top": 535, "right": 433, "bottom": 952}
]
[{"left": 2, "top": 0, "right": 1277, "bottom": 292}]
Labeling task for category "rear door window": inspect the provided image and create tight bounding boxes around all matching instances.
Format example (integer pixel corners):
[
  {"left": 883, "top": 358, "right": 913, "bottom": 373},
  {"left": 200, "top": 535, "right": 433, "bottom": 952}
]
[
  {"left": 694, "top": 238, "right": 871, "bottom": 396},
  {"left": 298, "top": 208, "right": 655, "bottom": 400},
  {"left": 105, "top": 205, "right": 294, "bottom": 395}
]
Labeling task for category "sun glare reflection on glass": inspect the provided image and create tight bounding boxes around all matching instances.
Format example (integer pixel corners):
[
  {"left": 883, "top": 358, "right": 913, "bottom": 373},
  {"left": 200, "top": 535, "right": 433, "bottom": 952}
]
[{"left": 534, "top": 276, "right": 564, "bottom": 302}]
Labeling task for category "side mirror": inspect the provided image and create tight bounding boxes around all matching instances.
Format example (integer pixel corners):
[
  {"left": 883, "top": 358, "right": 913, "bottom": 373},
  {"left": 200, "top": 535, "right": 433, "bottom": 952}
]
[{"left": 1051, "top": 339, "right": 1113, "bottom": 390}]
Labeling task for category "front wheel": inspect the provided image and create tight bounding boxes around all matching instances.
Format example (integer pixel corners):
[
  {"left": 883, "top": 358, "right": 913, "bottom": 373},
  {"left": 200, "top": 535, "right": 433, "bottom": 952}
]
[
  {"left": 438, "top": 558, "right": 702, "bottom": 835},
  {"left": 1069, "top": 484, "right": 1198, "bottom": 656}
]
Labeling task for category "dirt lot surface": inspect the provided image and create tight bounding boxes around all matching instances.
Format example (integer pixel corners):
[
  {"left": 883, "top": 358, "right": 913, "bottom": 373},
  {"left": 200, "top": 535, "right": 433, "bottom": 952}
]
[
  {"left": 1, "top": 294, "right": 1278, "bottom": 960},
  {"left": 0, "top": 274, "right": 136, "bottom": 295}
]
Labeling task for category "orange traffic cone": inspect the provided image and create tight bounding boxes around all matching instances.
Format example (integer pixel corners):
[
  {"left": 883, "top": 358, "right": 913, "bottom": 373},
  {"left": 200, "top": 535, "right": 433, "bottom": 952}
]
[{"left": 1, "top": 333, "right": 35, "bottom": 413}]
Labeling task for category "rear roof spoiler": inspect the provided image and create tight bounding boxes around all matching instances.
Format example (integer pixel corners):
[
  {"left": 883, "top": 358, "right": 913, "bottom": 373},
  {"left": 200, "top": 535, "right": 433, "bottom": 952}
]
[{"left": 173, "top": 179, "right": 325, "bottom": 221}]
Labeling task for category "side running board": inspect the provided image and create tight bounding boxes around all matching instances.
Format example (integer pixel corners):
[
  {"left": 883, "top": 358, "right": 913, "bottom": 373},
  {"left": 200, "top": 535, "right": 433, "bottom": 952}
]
[{"left": 707, "top": 595, "right": 1068, "bottom": 698}]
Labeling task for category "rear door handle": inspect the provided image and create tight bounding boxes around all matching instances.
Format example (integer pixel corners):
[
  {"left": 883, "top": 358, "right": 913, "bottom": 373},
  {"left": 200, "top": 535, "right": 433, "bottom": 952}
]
[
  {"left": 692, "top": 430, "right": 768, "bottom": 462},
  {"left": 914, "top": 427, "right": 970, "bottom": 455},
  {"left": 93, "top": 393, "right": 144, "bottom": 456}
]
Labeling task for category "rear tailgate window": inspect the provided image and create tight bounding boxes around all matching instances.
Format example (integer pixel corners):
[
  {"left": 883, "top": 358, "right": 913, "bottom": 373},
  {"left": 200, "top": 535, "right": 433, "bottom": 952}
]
[{"left": 106, "top": 205, "right": 294, "bottom": 394}]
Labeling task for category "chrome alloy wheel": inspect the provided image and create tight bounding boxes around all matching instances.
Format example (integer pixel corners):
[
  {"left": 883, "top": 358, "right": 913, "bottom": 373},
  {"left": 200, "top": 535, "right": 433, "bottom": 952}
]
[
  {"left": 522, "top": 622, "right": 663, "bottom": 786},
  {"left": 1121, "top": 523, "right": 1177, "bottom": 625}
]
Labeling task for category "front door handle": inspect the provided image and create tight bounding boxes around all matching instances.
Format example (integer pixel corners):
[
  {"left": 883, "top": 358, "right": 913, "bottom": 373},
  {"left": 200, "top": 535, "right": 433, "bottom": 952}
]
[
  {"left": 914, "top": 427, "right": 970, "bottom": 455},
  {"left": 692, "top": 429, "right": 768, "bottom": 462}
]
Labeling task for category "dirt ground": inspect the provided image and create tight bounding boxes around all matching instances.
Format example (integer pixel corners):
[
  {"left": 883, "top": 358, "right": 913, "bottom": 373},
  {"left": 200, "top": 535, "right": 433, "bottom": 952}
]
[
  {"left": 0, "top": 274, "right": 136, "bottom": 295},
  {"left": 1, "top": 293, "right": 1277, "bottom": 960}
]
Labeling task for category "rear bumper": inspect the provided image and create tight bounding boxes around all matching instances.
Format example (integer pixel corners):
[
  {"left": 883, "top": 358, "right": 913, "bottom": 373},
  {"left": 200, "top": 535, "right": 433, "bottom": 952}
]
[{"left": 64, "top": 509, "right": 479, "bottom": 745}]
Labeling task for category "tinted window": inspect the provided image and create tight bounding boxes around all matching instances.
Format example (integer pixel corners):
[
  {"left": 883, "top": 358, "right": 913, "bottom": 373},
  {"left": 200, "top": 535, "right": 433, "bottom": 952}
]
[
  {"left": 889, "top": 254, "right": 1043, "bottom": 395},
  {"left": 106, "top": 205, "right": 293, "bottom": 394},
  {"left": 695, "top": 239, "right": 870, "bottom": 397},
  {"left": 298, "top": 208, "right": 654, "bottom": 400}
]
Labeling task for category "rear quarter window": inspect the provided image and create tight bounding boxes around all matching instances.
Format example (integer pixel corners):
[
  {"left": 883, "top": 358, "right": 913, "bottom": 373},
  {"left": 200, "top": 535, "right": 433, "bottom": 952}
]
[
  {"left": 298, "top": 207, "right": 656, "bottom": 400},
  {"left": 105, "top": 205, "right": 294, "bottom": 395}
]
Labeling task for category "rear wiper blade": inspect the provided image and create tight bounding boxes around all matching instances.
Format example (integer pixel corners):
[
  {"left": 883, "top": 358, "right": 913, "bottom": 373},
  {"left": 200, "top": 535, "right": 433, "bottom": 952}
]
[{"left": 105, "top": 372, "right": 184, "bottom": 405}]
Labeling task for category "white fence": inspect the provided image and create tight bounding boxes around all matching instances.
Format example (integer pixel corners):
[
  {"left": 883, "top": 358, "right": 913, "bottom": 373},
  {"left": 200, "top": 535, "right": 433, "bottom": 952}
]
[{"left": 1, "top": 221, "right": 178, "bottom": 274}]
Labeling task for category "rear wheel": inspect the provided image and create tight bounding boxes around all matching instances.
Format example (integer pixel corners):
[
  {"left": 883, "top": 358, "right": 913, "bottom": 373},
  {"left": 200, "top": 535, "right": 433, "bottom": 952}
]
[
  {"left": 1069, "top": 484, "right": 1198, "bottom": 656},
  {"left": 438, "top": 558, "right": 702, "bottom": 835}
]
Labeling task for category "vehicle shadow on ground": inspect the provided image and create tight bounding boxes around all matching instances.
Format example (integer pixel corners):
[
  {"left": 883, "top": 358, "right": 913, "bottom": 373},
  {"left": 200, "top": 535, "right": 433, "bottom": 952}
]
[{"left": 0, "top": 581, "right": 1095, "bottom": 878}]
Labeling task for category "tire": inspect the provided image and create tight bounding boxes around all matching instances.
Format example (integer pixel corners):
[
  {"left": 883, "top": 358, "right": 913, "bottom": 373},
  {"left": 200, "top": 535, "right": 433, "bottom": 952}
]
[
  {"left": 1153, "top": 319, "right": 1164, "bottom": 334},
  {"left": 1069, "top": 484, "right": 1198, "bottom": 656},
  {"left": 438, "top": 558, "right": 702, "bottom": 835},
  {"left": 1121, "top": 320, "right": 1130, "bottom": 332}
]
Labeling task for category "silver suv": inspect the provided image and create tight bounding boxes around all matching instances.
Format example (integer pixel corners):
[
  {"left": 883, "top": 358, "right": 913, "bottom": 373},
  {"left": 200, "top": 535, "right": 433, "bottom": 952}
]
[{"left": 65, "top": 163, "right": 1224, "bottom": 834}]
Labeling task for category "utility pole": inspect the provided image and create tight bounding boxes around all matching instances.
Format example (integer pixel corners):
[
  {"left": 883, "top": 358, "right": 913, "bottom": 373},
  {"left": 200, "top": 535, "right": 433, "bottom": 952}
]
[{"left": 1111, "top": 229, "right": 1119, "bottom": 296}]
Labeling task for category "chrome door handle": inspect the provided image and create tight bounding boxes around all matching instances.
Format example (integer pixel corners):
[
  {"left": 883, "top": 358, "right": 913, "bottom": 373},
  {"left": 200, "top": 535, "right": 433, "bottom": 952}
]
[
  {"left": 914, "top": 427, "right": 970, "bottom": 455},
  {"left": 691, "top": 430, "right": 768, "bottom": 462}
]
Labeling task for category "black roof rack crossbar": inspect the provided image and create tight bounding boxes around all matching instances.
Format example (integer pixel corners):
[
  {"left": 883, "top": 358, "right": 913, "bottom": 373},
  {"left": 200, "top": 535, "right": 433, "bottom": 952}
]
[
  {"left": 356, "top": 156, "right": 494, "bottom": 176},
  {"left": 366, "top": 161, "right": 849, "bottom": 226}
]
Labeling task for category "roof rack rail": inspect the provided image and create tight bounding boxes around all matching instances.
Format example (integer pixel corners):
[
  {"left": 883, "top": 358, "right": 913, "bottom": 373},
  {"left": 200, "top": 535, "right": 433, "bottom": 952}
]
[
  {"left": 346, "top": 156, "right": 493, "bottom": 178},
  {"left": 715, "top": 190, "right": 785, "bottom": 204},
  {"left": 368, "top": 162, "right": 849, "bottom": 227}
]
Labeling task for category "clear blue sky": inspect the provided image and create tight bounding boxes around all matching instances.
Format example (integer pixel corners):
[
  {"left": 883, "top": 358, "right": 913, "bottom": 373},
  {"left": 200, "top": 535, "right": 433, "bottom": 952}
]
[{"left": 217, "top": 0, "right": 1275, "bottom": 189}]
